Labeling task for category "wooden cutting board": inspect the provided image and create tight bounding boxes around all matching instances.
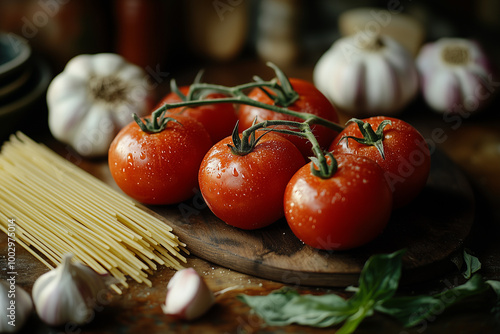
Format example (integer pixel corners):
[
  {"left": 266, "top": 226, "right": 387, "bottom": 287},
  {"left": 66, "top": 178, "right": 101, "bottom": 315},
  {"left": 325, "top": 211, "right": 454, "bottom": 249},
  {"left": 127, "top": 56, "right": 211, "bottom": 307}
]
[{"left": 141, "top": 149, "right": 475, "bottom": 287}]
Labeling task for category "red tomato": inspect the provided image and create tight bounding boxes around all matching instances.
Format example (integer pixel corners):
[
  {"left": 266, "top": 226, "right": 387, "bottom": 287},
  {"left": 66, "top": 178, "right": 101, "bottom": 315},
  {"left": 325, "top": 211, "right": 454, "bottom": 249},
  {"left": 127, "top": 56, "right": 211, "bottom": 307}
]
[
  {"left": 238, "top": 78, "right": 339, "bottom": 158},
  {"left": 108, "top": 114, "right": 212, "bottom": 205},
  {"left": 329, "top": 116, "right": 431, "bottom": 208},
  {"left": 199, "top": 131, "right": 306, "bottom": 230},
  {"left": 284, "top": 154, "right": 393, "bottom": 250},
  {"left": 156, "top": 86, "right": 238, "bottom": 143}
]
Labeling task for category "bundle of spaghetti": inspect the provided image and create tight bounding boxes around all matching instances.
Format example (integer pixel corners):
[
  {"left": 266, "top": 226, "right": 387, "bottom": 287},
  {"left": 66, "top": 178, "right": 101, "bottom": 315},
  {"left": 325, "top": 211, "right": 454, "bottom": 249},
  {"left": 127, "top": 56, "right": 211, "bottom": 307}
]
[{"left": 0, "top": 132, "right": 188, "bottom": 294}]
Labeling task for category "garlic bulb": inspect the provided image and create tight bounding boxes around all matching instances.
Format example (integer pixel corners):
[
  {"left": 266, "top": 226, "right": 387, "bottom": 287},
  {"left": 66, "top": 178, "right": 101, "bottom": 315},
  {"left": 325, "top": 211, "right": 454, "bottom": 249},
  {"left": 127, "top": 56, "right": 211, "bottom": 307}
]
[
  {"left": 32, "top": 254, "right": 108, "bottom": 327},
  {"left": 161, "top": 268, "right": 215, "bottom": 321},
  {"left": 313, "top": 32, "right": 419, "bottom": 116},
  {"left": 416, "top": 38, "right": 496, "bottom": 114},
  {"left": 47, "top": 53, "right": 155, "bottom": 157},
  {"left": 0, "top": 281, "right": 33, "bottom": 332}
]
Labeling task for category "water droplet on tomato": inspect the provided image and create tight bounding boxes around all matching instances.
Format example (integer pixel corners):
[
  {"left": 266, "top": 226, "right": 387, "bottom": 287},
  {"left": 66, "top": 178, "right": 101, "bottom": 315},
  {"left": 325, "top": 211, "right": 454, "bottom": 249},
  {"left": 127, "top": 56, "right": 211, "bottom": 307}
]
[
  {"left": 232, "top": 168, "right": 239, "bottom": 177},
  {"left": 140, "top": 152, "right": 146, "bottom": 160}
]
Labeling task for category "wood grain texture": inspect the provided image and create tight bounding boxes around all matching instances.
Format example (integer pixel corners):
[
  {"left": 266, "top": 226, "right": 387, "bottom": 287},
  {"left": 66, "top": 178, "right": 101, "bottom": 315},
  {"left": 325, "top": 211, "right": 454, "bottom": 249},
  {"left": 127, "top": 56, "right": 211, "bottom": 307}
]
[{"left": 143, "top": 149, "right": 475, "bottom": 287}]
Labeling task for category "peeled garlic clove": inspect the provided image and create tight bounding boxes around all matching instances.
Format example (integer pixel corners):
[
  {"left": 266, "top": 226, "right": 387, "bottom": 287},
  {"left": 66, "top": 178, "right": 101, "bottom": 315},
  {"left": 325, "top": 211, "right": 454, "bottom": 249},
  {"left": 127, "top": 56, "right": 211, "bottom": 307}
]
[
  {"left": 161, "top": 268, "right": 215, "bottom": 321},
  {"left": 32, "top": 254, "right": 108, "bottom": 327},
  {"left": 0, "top": 281, "right": 33, "bottom": 333},
  {"left": 416, "top": 37, "right": 497, "bottom": 114},
  {"left": 314, "top": 32, "right": 419, "bottom": 117}
]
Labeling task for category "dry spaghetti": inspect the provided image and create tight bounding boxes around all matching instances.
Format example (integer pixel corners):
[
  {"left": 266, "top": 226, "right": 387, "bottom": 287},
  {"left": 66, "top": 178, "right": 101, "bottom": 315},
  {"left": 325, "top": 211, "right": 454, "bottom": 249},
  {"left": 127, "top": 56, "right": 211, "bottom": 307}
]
[{"left": 0, "top": 132, "right": 188, "bottom": 293}]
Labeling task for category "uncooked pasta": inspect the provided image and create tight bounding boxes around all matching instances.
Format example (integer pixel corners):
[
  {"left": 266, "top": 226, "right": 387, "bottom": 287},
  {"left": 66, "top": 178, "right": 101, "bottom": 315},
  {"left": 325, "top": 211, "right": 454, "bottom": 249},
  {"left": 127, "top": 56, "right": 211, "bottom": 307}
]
[{"left": 0, "top": 132, "right": 187, "bottom": 293}]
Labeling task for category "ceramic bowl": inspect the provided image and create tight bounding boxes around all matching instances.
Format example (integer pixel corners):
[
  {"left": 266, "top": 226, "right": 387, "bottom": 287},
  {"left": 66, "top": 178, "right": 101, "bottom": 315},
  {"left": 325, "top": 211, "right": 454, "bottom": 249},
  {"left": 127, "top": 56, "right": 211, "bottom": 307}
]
[
  {"left": 0, "top": 33, "right": 51, "bottom": 139},
  {"left": 0, "top": 32, "right": 32, "bottom": 85}
]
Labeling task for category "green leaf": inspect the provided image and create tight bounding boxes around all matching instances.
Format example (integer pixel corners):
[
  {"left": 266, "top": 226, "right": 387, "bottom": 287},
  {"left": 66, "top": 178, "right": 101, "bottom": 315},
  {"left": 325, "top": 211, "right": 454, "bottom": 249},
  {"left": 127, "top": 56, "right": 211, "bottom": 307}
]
[
  {"left": 238, "top": 249, "right": 497, "bottom": 334},
  {"left": 353, "top": 249, "right": 406, "bottom": 305},
  {"left": 238, "top": 250, "right": 407, "bottom": 334},
  {"left": 376, "top": 295, "right": 442, "bottom": 327},
  {"left": 486, "top": 280, "right": 500, "bottom": 319},
  {"left": 486, "top": 280, "right": 500, "bottom": 299},
  {"left": 463, "top": 249, "right": 482, "bottom": 279},
  {"left": 338, "top": 249, "right": 405, "bottom": 333},
  {"left": 377, "top": 274, "right": 490, "bottom": 327},
  {"left": 336, "top": 305, "right": 374, "bottom": 334},
  {"left": 237, "top": 287, "right": 353, "bottom": 327},
  {"left": 433, "top": 274, "right": 489, "bottom": 304}
]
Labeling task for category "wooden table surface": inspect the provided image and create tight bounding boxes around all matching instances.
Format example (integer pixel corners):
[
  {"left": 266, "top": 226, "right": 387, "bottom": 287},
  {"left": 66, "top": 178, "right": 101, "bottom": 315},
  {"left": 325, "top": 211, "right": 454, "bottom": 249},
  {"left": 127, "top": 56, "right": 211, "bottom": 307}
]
[{"left": 2, "top": 60, "right": 500, "bottom": 333}]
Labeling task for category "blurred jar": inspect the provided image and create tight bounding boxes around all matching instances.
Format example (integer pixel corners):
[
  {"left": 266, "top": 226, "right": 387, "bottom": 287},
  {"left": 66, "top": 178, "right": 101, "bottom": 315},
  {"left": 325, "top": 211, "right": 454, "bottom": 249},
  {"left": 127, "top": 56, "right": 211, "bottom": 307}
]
[
  {"left": 184, "top": 0, "right": 249, "bottom": 62},
  {"left": 114, "top": 0, "right": 174, "bottom": 69},
  {"left": 255, "top": 0, "right": 302, "bottom": 67}
]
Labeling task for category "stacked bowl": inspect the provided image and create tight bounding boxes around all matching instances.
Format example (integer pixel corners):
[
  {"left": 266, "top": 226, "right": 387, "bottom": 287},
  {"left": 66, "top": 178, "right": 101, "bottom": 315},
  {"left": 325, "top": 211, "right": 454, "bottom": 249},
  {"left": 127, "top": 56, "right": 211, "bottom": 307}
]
[{"left": 0, "top": 32, "right": 51, "bottom": 138}]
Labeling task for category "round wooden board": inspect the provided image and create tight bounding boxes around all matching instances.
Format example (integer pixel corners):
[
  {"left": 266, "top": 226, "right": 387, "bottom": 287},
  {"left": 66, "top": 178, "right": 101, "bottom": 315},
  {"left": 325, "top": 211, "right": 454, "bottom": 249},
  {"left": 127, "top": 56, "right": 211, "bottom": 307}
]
[{"left": 146, "top": 149, "right": 475, "bottom": 287}]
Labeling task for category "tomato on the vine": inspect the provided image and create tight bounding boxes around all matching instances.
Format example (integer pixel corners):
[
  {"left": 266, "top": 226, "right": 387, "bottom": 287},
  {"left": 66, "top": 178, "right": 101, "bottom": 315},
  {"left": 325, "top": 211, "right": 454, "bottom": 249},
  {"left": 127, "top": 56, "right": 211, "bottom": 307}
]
[
  {"left": 199, "top": 131, "right": 305, "bottom": 230},
  {"left": 329, "top": 116, "right": 431, "bottom": 208},
  {"left": 156, "top": 86, "right": 238, "bottom": 143},
  {"left": 284, "top": 154, "right": 393, "bottom": 250},
  {"left": 108, "top": 114, "right": 212, "bottom": 205},
  {"left": 238, "top": 78, "right": 339, "bottom": 158}
]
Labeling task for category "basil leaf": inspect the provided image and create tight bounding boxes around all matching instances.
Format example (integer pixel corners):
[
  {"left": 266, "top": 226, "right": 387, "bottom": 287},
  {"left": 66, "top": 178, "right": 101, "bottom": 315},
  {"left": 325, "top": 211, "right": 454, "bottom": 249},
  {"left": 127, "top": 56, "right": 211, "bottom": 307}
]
[
  {"left": 377, "top": 274, "right": 490, "bottom": 327},
  {"left": 433, "top": 273, "right": 489, "bottom": 302},
  {"left": 486, "top": 280, "right": 500, "bottom": 319},
  {"left": 487, "top": 279, "right": 500, "bottom": 299},
  {"left": 352, "top": 249, "right": 406, "bottom": 305},
  {"left": 375, "top": 295, "right": 442, "bottom": 327},
  {"left": 336, "top": 249, "right": 405, "bottom": 333},
  {"left": 238, "top": 250, "right": 407, "bottom": 334},
  {"left": 336, "top": 305, "right": 374, "bottom": 334},
  {"left": 237, "top": 287, "right": 353, "bottom": 327},
  {"left": 463, "top": 249, "right": 481, "bottom": 279}
]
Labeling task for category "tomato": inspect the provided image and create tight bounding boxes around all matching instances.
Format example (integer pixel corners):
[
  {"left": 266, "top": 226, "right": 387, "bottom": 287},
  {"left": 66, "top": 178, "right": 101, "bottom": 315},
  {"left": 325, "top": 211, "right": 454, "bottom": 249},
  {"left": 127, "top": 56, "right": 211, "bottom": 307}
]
[
  {"left": 156, "top": 86, "right": 238, "bottom": 143},
  {"left": 108, "top": 114, "right": 212, "bottom": 205},
  {"left": 238, "top": 78, "right": 339, "bottom": 158},
  {"left": 284, "top": 154, "right": 393, "bottom": 250},
  {"left": 198, "top": 131, "right": 305, "bottom": 230},
  {"left": 329, "top": 116, "right": 431, "bottom": 208}
]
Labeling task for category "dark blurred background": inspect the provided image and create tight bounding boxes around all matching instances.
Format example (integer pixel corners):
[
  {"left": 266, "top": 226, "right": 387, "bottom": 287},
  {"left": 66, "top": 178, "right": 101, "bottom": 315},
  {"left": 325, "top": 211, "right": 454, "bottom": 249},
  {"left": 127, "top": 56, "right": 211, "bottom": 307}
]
[{"left": 1, "top": 0, "right": 499, "bottom": 78}]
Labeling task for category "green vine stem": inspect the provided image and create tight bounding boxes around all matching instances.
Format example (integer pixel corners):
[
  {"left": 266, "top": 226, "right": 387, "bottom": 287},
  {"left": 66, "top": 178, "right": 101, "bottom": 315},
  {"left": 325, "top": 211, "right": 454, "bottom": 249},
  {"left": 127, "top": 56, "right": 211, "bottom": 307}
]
[
  {"left": 154, "top": 63, "right": 345, "bottom": 134},
  {"left": 152, "top": 85, "right": 343, "bottom": 133},
  {"left": 229, "top": 119, "right": 338, "bottom": 179},
  {"left": 136, "top": 62, "right": 343, "bottom": 178}
]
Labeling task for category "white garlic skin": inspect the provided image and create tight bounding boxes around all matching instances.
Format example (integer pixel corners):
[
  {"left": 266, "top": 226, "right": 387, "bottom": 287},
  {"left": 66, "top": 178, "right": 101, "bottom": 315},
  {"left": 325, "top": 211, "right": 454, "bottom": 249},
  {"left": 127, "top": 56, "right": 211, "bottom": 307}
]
[
  {"left": 314, "top": 32, "right": 419, "bottom": 116},
  {"left": 47, "top": 53, "right": 155, "bottom": 157},
  {"left": 0, "top": 281, "right": 33, "bottom": 333},
  {"left": 32, "top": 254, "right": 107, "bottom": 327},
  {"left": 161, "top": 268, "right": 215, "bottom": 321},
  {"left": 416, "top": 38, "right": 496, "bottom": 114}
]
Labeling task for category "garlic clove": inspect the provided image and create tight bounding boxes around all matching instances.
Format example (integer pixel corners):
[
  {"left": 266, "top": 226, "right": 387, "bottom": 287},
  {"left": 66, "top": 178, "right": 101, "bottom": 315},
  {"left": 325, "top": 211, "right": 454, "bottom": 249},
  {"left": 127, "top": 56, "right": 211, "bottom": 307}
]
[
  {"left": 0, "top": 281, "right": 33, "bottom": 333},
  {"left": 161, "top": 268, "right": 215, "bottom": 321},
  {"left": 32, "top": 254, "right": 108, "bottom": 327}
]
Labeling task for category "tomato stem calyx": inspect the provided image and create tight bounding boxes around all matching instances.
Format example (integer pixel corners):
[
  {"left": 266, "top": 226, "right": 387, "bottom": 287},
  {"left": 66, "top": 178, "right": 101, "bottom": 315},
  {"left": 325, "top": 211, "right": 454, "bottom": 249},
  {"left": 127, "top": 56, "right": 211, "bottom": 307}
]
[
  {"left": 228, "top": 117, "right": 338, "bottom": 179},
  {"left": 253, "top": 62, "right": 299, "bottom": 107},
  {"left": 133, "top": 112, "right": 181, "bottom": 133},
  {"left": 338, "top": 118, "right": 392, "bottom": 159},
  {"left": 228, "top": 121, "right": 258, "bottom": 156}
]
